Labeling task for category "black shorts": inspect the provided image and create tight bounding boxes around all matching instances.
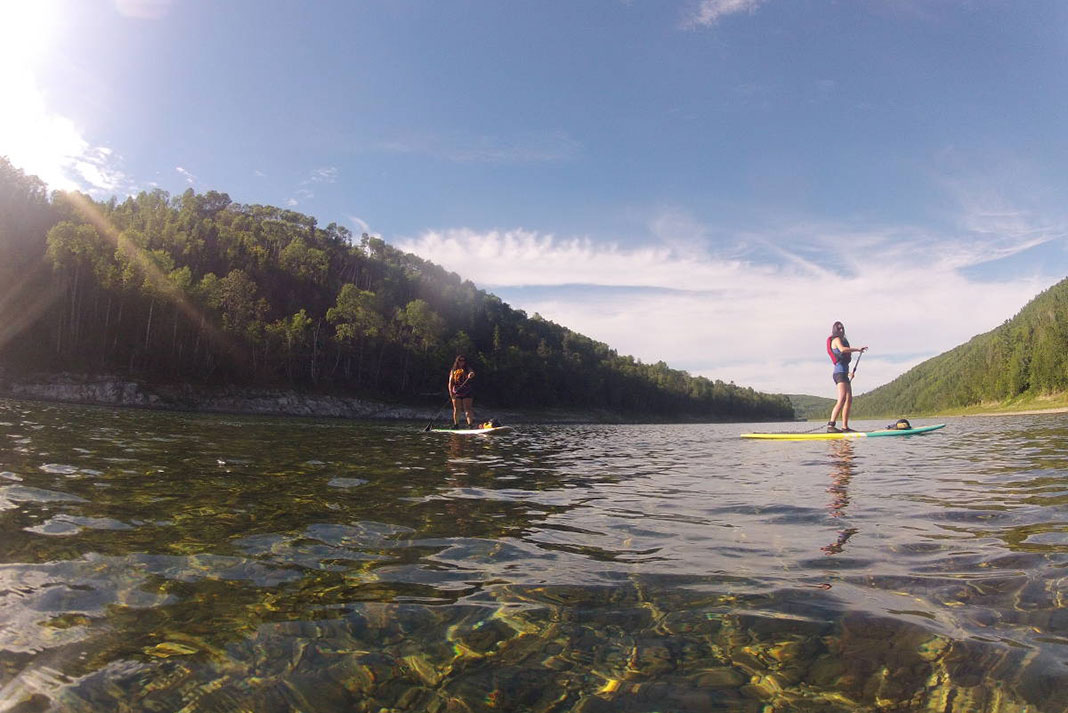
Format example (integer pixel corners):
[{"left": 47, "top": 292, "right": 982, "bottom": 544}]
[{"left": 832, "top": 372, "right": 850, "bottom": 384}]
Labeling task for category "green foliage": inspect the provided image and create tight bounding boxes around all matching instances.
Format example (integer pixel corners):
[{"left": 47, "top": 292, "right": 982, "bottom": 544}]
[
  {"left": 853, "top": 277, "right": 1068, "bottom": 417},
  {"left": 0, "top": 157, "right": 52, "bottom": 272},
  {"left": 785, "top": 394, "right": 836, "bottom": 421},
  {"left": 327, "top": 285, "right": 383, "bottom": 345},
  {"left": 280, "top": 237, "right": 329, "bottom": 284},
  {"left": 213, "top": 269, "right": 267, "bottom": 337},
  {"left": 0, "top": 164, "right": 792, "bottom": 421},
  {"left": 397, "top": 299, "right": 445, "bottom": 353},
  {"left": 266, "top": 309, "right": 314, "bottom": 381}
]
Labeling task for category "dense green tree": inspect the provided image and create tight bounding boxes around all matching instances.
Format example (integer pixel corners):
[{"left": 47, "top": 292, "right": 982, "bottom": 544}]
[
  {"left": 398, "top": 299, "right": 445, "bottom": 355},
  {"left": 0, "top": 157, "right": 52, "bottom": 271},
  {"left": 327, "top": 285, "right": 384, "bottom": 382},
  {"left": 853, "top": 277, "right": 1068, "bottom": 416},
  {"left": 266, "top": 309, "right": 314, "bottom": 382}
]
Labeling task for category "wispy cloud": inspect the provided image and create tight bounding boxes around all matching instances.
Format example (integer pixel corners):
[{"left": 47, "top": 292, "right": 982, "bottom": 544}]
[
  {"left": 378, "top": 130, "right": 581, "bottom": 164},
  {"left": 285, "top": 167, "right": 340, "bottom": 207},
  {"left": 396, "top": 217, "right": 1057, "bottom": 397},
  {"left": 684, "top": 0, "right": 768, "bottom": 28},
  {"left": 175, "top": 166, "right": 196, "bottom": 184},
  {"left": 398, "top": 228, "right": 753, "bottom": 290},
  {"left": 285, "top": 188, "right": 314, "bottom": 206},
  {"left": 930, "top": 151, "right": 1068, "bottom": 269},
  {"left": 305, "top": 166, "right": 339, "bottom": 184}
]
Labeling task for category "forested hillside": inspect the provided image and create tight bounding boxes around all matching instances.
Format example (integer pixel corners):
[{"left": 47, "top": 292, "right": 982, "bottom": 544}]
[
  {"left": 0, "top": 157, "right": 791, "bottom": 420},
  {"left": 853, "top": 277, "right": 1068, "bottom": 416},
  {"left": 785, "top": 394, "right": 835, "bottom": 421}
]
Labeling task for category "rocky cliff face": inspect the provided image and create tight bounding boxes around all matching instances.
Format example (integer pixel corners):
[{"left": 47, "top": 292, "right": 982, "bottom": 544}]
[
  {"left": 7, "top": 378, "right": 159, "bottom": 408},
  {"left": 1, "top": 375, "right": 430, "bottom": 420}
]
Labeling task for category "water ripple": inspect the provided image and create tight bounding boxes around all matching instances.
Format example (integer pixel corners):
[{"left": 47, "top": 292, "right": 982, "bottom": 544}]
[{"left": 0, "top": 402, "right": 1066, "bottom": 711}]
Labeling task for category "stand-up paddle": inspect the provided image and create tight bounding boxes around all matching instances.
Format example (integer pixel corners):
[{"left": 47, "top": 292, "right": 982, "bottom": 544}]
[{"left": 422, "top": 399, "right": 451, "bottom": 432}]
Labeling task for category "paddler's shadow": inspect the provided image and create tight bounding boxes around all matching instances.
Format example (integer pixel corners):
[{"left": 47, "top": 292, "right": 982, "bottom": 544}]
[{"left": 821, "top": 439, "right": 859, "bottom": 556}]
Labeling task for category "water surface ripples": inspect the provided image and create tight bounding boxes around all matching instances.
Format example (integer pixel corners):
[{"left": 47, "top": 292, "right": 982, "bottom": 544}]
[{"left": 0, "top": 400, "right": 1065, "bottom": 712}]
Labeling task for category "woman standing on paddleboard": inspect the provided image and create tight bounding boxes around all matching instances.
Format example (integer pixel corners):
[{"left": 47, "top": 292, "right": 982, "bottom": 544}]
[
  {"left": 448, "top": 355, "right": 476, "bottom": 429},
  {"left": 827, "top": 321, "right": 867, "bottom": 433}
]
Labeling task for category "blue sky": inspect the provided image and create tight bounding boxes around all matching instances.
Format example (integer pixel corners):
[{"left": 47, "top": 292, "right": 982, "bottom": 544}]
[{"left": 2, "top": 0, "right": 1066, "bottom": 397}]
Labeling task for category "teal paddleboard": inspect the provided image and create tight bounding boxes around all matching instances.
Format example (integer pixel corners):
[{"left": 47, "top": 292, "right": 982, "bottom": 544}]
[{"left": 741, "top": 424, "right": 946, "bottom": 440}]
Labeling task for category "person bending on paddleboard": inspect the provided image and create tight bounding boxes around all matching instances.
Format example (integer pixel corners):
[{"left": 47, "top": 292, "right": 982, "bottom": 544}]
[
  {"left": 826, "top": 321, "right": 868, "bottom": 433},
  {"left": 448, "top": 355, "right": 476, "bottom": 428}
]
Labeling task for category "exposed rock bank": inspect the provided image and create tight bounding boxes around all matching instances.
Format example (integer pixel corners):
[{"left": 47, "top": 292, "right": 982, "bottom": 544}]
[{"left": 1, "top": 374, "right": 436, "bottom": 420}]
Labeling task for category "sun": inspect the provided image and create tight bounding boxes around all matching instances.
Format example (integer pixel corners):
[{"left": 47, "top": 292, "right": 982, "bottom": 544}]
[
  {"left": 0, "top": 1, "right": 106, "bottom": 193},
  {"left": 0, "top": 0, "right": 59, "bottom": 67}
]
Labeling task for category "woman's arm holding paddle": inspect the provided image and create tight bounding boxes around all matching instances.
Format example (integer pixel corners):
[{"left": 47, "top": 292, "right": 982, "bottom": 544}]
[{"left": 849, "top": 347, "right": 868, "bottom": 379}]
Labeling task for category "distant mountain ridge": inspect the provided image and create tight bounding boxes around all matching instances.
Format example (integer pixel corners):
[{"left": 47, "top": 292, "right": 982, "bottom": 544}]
[{"left": 853, "top": 277, "right": 1068, "bottom": 417}]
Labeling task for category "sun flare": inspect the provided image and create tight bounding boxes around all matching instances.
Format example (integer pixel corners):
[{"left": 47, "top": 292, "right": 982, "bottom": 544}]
[
  {"left": 0, "top": 1, "right": 126, "bottom": 195},
  {"left": 0, "top": 0, "right": 59, "bottom": 67}
]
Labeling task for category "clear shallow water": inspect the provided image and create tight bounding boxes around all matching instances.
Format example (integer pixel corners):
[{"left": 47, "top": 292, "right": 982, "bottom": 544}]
[{"left": 0, "top": 400, "right": 1065, "bottom": 712}]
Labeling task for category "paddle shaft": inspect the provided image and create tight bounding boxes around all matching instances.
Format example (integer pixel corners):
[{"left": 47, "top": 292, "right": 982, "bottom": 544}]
[{"left": 422, "top": 397, "right": 452, "bottom": 431}]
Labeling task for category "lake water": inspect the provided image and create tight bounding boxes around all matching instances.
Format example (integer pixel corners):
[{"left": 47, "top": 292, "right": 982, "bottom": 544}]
[{"left": 1, "top": 399, "right": 1066, "bottom": 712}]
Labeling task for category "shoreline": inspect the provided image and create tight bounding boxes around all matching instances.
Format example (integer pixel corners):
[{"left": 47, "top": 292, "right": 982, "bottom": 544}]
[
  {"left": 950, "top": 406, "right": 1068, "bottom": 418},
  {"left": 5, "top": 373, "right": 1062, "bottom": 424},
  {"left": 806, "top": 405, "right": 1068, "bottom": 423},
  {"left": 0, "top": 374, "right": 737, "bottom": 425}
]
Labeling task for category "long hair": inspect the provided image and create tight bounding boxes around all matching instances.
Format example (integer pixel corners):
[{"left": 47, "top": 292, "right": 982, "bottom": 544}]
[
  {"left": 451, "top": 354, "right": 469, "bottom": 372},
  {"left": 830, "top": 321, "right": 845, "bottom": 339}
]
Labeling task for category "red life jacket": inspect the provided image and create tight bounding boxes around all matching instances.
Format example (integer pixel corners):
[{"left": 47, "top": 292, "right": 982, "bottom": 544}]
[{"left": 827, "top": 336, "right": 851, "bottom": 365}]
